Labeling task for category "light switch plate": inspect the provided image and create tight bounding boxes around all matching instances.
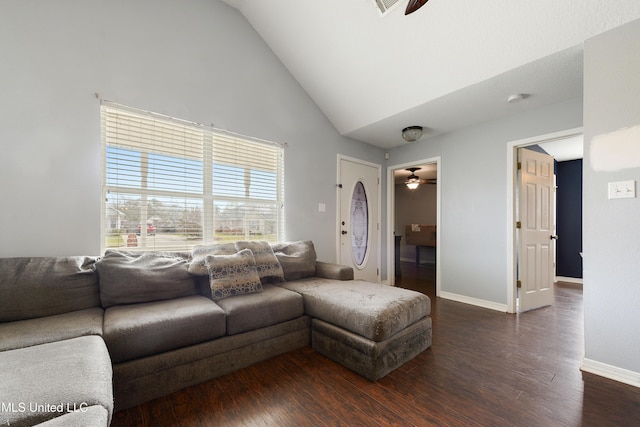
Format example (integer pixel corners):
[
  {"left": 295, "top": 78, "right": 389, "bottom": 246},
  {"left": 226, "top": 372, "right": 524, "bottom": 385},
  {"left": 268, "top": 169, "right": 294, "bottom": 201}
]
[
  {"left": 608, "top": 180, "right": 636, "bottom": 199},
  {"left": 318, "top": 203, "right": 326, "bottom": 212}
]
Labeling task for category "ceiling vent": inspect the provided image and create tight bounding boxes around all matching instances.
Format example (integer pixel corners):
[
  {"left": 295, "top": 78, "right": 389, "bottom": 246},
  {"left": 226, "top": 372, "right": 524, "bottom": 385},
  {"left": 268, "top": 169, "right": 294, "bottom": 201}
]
[{"left": 373, "top": 0, "right": 403, "bottom": 15}]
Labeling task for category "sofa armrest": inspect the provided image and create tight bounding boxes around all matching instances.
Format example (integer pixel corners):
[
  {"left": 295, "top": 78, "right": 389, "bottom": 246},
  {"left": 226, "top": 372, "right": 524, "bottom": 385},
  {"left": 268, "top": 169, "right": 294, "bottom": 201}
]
[{"left": 315, "top": 261, "right": 354, "bottom": 281}]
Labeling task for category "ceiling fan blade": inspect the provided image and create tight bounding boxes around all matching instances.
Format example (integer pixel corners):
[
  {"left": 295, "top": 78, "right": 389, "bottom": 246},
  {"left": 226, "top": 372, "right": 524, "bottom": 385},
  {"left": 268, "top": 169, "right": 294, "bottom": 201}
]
[
  {"left": 405, "top": 0, "right": 429, "bottom": 15},
  {"left": 418, "top": 178, "right": 437, "bottom": 185}
]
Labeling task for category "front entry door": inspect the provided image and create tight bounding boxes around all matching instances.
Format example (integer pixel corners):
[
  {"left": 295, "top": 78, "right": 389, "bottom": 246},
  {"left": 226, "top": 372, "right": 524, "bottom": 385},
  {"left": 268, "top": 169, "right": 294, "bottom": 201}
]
[
  {"left": 518, "top": 148, "right": 555, "bottom": 311},
  {"left": 338, "top": 157, "right": 380, "bottom": 282}
]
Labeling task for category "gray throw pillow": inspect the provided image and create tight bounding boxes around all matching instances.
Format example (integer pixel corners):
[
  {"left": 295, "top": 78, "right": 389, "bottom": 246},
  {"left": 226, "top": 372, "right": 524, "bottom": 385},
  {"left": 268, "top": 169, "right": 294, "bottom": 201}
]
[
  {"left": 235, "top": 241, "right": 285, "bottom": 284},
  {"left": 188, "top": 242, "right": 237, "bottom": 276},
  {"left": 96, "top": 250, "right": 197, "bottom": 307},
  {"left": 271, "top": 241, "right": 317, "bottom": 280},
  {"left": 205, "top": 249, "right": 263, "bottom": 301}
]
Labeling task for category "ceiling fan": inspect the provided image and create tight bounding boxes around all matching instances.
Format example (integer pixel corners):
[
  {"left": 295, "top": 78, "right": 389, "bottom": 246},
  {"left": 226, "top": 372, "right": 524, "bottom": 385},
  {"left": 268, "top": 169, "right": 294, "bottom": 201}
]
[
  {"left": 405, "top": 0, "right": 429, "bottom": 15},
  {"left": 404, "top": 167, "right": 436, "bottom": 189}
]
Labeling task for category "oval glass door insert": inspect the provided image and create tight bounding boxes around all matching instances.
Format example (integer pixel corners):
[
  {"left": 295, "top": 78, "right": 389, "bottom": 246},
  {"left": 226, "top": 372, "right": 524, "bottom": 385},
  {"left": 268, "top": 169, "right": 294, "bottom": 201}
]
[{"left": 350, "top": 181, "right": 369, "bottom": 267}]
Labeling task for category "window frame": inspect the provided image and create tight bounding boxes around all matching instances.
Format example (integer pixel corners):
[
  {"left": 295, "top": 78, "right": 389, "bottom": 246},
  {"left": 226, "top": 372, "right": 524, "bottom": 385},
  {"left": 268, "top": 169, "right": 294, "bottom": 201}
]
[{"left": 100, "top": 102, "right": 285, "bottom": 253}]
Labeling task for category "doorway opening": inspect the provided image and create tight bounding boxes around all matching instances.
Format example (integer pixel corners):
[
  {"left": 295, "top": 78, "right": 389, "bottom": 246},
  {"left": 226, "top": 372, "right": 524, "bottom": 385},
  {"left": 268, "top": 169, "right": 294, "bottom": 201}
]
[
  {"left": 506, "top": 128, "right": 583, "bottom": 313},
  {"left": 387, "top": 157, "right": 441, "bottom": 297}
]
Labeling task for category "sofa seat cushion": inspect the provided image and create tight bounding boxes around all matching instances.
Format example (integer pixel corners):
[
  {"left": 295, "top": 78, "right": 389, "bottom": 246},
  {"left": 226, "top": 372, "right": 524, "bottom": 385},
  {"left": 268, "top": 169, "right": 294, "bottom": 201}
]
[
  {"left": 0, "top": 336, "right": 113, "bottom": 427},
  {"left": 0, "top": 307, "right": 104, "bottom": 352},
  {"left": 215, "top": 284, "right": 304, "bottom": 335},
  {"left": 103, "top": 295, "right": 225, "bottom": 363},
  {"left": 277, "top": 278, "right": 430, "bottom": 342}
]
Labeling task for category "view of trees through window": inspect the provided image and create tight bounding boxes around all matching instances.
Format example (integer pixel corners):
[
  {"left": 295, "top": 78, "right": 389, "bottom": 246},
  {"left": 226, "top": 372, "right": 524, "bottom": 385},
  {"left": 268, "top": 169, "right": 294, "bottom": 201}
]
[{"left": 102, "top": 104, "right": 284, "bottom": 251}]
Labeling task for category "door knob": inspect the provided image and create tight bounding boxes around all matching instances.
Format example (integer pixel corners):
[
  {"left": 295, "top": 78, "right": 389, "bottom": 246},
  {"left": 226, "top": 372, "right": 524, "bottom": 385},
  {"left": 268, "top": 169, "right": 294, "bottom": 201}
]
[
  {"left": 342, "top": 230, "right": 348, "bottom": 235},
  {"left": 550, "top": 235, "right": 558, "bottom": 240}
]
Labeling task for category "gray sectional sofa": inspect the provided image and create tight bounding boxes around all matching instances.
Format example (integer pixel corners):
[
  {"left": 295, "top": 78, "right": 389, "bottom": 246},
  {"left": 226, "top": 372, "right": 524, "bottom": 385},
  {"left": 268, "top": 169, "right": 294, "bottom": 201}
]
[{"left": 0, "top": 241, "right": 431, "bottom": 426}]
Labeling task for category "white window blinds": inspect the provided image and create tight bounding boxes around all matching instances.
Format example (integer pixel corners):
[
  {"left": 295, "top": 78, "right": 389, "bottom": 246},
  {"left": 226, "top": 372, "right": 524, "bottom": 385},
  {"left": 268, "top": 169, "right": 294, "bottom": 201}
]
[{"left": 101, "top": 102, "right": 284, "bottom": 252}]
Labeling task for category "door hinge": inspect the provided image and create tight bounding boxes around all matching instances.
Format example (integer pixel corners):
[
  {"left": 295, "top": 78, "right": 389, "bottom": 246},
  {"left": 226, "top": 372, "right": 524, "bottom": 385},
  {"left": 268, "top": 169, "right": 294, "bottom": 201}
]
[
  {"left": 517, "top": 280, "right": 522, "bottom": 289},
  {"left": 517, "top": 162, "right": 522, "bottom": 170},
  {"left": 337, "top": 184, "right": 342, "bottom": 188},
  {"left": 516, "top": 221, "right": 521, "bottom": 229},
  {"left": 377, "top": 268, "right": 380, "bottom": 276}
]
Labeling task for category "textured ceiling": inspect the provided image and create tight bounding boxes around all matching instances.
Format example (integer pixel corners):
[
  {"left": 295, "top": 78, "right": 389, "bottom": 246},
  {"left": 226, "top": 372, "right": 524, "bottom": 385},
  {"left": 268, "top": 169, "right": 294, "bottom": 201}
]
[
  {"left": 540, "top": 134, "right": 584, "bottom": 162},
  {"left": 221, "top": 0, "right": 640, "bottom": 149}
]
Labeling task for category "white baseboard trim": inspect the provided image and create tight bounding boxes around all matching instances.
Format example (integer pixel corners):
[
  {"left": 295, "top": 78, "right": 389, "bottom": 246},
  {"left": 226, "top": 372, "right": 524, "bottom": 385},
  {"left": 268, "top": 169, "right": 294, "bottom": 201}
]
[
  {"left": 556, "top": 276, "right": 583, "bottom": 284},
  {"left": 439, "top": 291, "right": 508, "bottom": 312},
  {"left": 581, "top": 358, "right": 640, "bottom": 388}
]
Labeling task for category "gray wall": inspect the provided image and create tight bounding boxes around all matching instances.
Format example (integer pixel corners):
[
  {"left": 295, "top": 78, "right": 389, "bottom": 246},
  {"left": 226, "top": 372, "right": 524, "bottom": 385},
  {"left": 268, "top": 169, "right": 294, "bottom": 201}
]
[
  {"left": 583, "top": 19, "right": 640, "bottom": 374},
  {"left": 0, "top": 0, "right": 384, "bottom": 263},
  {"left": 388, "top": 98, "right": 583, "bottom": 305}
]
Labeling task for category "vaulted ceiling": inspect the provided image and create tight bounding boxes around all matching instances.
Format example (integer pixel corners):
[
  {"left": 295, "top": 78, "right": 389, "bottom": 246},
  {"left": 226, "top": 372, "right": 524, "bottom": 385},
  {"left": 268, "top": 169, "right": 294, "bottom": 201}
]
[{"left": 221, "top": 0, "right": 640, "bottom": 149}]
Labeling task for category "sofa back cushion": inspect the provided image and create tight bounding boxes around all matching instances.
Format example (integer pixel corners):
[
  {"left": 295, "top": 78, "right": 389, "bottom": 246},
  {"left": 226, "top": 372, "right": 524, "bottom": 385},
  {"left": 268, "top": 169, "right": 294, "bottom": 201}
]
[
  {"left": 271, "top": 241, "right": 317, "bottom": 280},
  {"left": 96, "top": 250, "right": 198, "bottom": 308},
  {"left": 0, "top": 256, "right": 100, "bottom": 322}
]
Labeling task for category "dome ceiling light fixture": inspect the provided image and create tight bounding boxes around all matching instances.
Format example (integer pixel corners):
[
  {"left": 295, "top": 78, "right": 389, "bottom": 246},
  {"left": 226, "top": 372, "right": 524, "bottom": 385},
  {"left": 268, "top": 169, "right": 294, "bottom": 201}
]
[
  {"left": 402, "top": 126, "right": 423, "bottom": 142},
  {"left": 405, "top": 167, "right": 422, "bottom": 190},
  {"left": 507, "top": 93, "right": 526, "bottom": 103}
]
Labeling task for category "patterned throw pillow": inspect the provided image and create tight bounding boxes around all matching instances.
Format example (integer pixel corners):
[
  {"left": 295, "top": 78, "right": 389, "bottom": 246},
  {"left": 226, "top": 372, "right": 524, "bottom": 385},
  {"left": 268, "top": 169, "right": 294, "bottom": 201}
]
[
  {"left": 205, "top": 249, "right": 263, "bottom": 301},
  {"left": 234, "top": 241, "right": 285, "bottom": 284},
  {"left": 188, "top": 242, "right": 237, "bottom": 276}
]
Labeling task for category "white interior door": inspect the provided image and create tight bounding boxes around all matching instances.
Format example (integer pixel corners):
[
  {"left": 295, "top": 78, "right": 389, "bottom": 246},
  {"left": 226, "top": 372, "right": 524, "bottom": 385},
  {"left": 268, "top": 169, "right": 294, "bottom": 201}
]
[
  {"left": 338, "top": 157, "right": 380, "bottom": 282},
  {"left": 518, "top": 148, "right": 555, "bottom": 311}
]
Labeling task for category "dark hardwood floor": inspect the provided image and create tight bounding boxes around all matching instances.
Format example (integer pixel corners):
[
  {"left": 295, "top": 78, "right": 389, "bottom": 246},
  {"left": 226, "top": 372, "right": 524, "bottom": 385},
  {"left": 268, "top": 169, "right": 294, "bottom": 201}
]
[{"left": 112, "top": 262, "right": 640, "bottom": 426}]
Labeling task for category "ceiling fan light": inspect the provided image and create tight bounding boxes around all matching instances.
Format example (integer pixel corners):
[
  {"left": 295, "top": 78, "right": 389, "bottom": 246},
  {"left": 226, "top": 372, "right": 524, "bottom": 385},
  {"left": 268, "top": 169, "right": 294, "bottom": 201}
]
[
  {"left": 406, "top": 178, "right": 420, "bottom": 189},
  {"left": 402, "top": 126, "right": 423, "bottom": 142},
  {"left": 404, "top": 167, "right": 422, "bottom": 189}
]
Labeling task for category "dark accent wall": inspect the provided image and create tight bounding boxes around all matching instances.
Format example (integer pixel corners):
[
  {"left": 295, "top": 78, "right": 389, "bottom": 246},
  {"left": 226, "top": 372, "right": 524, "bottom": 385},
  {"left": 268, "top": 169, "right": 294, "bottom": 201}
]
[{"left": 556, "top": 160, "right": 583, "bottom": 278}]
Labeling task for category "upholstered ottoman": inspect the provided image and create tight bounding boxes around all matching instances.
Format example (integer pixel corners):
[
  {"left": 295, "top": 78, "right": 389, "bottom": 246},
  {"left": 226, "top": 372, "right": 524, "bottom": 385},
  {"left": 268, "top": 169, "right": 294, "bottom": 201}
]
[
  {"left": 276, "top": 278, "right": 432, "bottom": 381},
  {"left": 0, "top": 336, "right": 113, "bottom": 426}
]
